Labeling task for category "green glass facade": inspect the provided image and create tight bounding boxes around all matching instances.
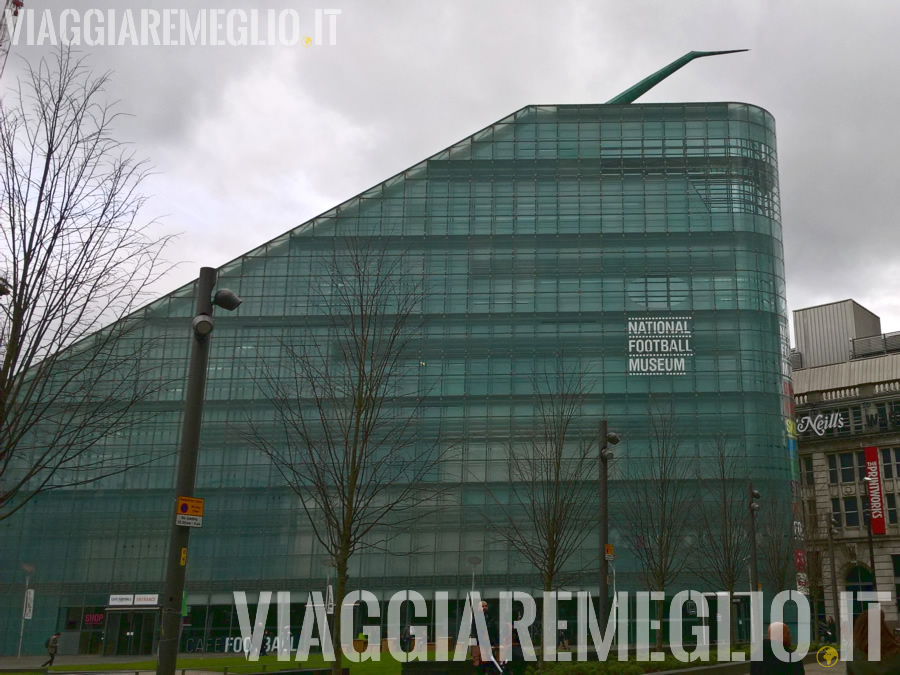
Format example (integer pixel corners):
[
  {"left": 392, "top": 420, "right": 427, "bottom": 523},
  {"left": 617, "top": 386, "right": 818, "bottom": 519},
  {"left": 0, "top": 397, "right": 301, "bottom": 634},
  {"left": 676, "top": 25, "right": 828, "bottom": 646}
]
[{"left": 0, "top": 102, "right": 793, "bottom": 655}]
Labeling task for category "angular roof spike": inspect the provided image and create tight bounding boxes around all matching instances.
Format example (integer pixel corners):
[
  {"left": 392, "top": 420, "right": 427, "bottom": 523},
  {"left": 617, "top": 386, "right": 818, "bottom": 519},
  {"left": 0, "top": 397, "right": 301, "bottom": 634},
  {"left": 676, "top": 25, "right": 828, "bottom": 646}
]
[{"left": 606, "top": 50, "right": 749, "bottom": 104}]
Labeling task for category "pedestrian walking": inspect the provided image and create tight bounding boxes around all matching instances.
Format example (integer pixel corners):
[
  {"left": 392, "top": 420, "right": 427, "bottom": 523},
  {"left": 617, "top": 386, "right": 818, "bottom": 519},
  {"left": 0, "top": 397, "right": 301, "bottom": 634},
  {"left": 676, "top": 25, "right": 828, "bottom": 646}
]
[{"left": 40, "top": 632, "right": 61, "bottom": 668}]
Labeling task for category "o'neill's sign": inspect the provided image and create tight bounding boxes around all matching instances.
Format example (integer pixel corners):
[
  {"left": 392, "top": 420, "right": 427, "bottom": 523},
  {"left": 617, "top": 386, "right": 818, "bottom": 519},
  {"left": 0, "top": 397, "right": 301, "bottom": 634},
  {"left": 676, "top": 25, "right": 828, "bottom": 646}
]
[
  {"left": 864, "top": 446, "right": 886, "bottom": 535},
  {"left": 796, "top": 412, "right": 845, "bottom": 437},
  {"left": 628, "top": 316, "right": 693, "bottom": 375}
]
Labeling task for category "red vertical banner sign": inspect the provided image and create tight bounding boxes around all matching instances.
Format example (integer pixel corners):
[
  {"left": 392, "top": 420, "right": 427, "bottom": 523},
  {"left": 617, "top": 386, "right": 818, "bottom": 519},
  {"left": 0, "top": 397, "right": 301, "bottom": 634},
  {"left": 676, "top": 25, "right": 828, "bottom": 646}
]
[{"left": 864, "top": 446, "right": 887, "bottom": 535}]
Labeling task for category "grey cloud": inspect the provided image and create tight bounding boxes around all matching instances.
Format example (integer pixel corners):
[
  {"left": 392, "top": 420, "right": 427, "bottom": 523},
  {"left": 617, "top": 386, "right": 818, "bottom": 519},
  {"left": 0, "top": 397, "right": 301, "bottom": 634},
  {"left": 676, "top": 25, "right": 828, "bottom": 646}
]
[{"left": 4, "top": 0, "right": 900, "bottom": 331}]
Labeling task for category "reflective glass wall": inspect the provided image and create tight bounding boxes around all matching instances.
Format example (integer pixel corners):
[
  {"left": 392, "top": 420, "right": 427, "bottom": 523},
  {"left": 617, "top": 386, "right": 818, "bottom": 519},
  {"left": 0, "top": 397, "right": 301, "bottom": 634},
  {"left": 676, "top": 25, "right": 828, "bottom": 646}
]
[{"left": 0, "top": 102, "right": 793, "bottom": 654}]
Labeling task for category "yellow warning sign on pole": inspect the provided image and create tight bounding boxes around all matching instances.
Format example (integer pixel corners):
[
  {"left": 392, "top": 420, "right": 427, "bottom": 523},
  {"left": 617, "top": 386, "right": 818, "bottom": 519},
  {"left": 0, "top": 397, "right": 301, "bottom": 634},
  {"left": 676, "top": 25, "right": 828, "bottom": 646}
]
[{"left": 175, "top": 496, "right": 204, "bottom": 527}]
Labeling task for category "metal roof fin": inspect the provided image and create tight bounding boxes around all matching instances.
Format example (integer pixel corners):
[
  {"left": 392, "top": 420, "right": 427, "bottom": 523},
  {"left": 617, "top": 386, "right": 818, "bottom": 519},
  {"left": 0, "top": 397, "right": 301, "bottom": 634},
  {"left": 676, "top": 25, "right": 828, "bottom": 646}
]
[{"left": 606, "top": 50, "right": 749, "bottom": 104}]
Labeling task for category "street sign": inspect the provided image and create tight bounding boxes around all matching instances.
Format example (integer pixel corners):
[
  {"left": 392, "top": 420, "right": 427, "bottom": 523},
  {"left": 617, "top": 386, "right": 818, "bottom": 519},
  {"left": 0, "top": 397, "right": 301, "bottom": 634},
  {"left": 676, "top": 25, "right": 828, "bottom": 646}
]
[
  {"left": 605, "top": 544, "right": 614, "bottom": 561},
  {"left": 109, "top": 594, "right": 134, "bottom": 606},
  {"left": 23, "top": 589, "right": 34, "bottom": 619},
  {"left": 177, "top": 497, "right": 204, "bottom": 515},
  {"left": 176, "top": 496, "right": 204, "bottom": 527},
  {"left": 326, "top": 585, "right": 334, "bottom": 615},
  {"left": 176, "top": 514, "right": 202, "bottom": 527}
]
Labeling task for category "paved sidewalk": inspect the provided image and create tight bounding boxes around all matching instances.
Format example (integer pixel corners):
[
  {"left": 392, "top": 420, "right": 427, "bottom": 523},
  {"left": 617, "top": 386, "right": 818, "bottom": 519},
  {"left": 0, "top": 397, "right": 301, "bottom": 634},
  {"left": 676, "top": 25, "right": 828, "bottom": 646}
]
[{"left": 804, "top": 663, "right": 846, "bottom": 674}]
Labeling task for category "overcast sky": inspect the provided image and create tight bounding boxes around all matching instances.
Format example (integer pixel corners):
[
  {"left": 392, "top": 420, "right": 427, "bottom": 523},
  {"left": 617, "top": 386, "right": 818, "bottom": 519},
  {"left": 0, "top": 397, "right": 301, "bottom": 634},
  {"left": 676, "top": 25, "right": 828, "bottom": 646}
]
[{"left": 5, "top": 0, "right": 900, "bottom": 339}]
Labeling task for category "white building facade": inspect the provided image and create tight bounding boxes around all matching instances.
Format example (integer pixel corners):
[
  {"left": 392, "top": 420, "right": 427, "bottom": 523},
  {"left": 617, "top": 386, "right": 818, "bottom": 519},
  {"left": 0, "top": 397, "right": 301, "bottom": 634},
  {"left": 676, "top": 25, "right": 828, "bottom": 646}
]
[{"left": 793, "top": 300, "right": 900, "bottom": 628}]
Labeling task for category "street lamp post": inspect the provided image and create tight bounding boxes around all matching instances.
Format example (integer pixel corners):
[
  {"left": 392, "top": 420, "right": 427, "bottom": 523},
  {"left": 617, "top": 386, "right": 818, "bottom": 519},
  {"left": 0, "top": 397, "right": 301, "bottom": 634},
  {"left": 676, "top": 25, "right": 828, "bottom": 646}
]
[
  {"left": 17, "top": 563, "right": 35, "bottom": 659},
  {"left": 156, "top": 267, "right": 241, "bottom": 675},
  {"left": 598, "top": 420, "right": 620, "bottom": 625},
  {"left": 467, "top": 556, "right": 482, "bottom": 595},
  {"left": 747, "top": 484, "right": 761, "bottom": 592},
  {"left": 826, "top": 516, "right": 840, "bottom": 643}
]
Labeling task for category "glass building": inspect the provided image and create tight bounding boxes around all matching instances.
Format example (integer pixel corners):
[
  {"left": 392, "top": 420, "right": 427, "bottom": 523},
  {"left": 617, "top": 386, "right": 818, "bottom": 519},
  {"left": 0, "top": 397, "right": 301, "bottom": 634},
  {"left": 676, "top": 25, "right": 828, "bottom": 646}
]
[{"left": 1, "top": 99, "right": 795, "bottom": 656}]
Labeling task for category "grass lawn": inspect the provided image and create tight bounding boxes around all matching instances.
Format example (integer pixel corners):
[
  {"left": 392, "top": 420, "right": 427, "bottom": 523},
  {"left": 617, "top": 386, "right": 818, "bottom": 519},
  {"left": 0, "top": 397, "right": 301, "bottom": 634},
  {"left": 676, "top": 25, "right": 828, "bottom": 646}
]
[
  {"left": 47, "top": 654, "right": 402, "bottom": 674},
  {"left": 41, "top": 643, "right": 824, "bottom": 674}
]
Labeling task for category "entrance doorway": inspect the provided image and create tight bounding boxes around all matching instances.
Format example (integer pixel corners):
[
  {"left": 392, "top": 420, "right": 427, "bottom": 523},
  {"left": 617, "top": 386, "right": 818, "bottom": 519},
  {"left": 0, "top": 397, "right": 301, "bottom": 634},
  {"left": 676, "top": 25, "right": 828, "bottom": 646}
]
[{"left": 103, "top": 610, "right": 159, "bottom": 656}]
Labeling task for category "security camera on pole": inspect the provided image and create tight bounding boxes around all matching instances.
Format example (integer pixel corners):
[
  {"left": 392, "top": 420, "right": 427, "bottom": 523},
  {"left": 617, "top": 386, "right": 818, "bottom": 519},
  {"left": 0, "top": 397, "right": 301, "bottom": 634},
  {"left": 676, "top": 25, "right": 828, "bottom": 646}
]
[{"left": 156, "top": 268, "right": 241, "bottom": 675}]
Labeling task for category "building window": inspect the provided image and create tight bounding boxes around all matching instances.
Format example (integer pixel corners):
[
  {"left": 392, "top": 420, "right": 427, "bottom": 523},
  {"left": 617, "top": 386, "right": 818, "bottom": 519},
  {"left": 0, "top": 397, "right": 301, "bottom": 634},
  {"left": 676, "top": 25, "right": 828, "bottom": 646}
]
[
  {"left": 801, "top": 456, "right": 814, "bottom": 486},
  {"left": 832, "top": 497, "right": 842, "bottom": 527},
  {"left": 883, "top": 449, "right": 894, "bottom": 480},
  {"left": 844, "top": 497, "right": 860, "bottom": 527},
  {"left": 840, "top": 453, "right": 855, "bottom": 483},
  {"left": 805, "top": 498, "right": 818, "bottom": 527},
  {"left": 857, "top": 451, "right": 867, "bottom": 482},
  {"left": 828, "top": 455, "right": 838, "bottom": 485},
  {"left": 888, "top": 494, "right": 898, "bottom": 525}
]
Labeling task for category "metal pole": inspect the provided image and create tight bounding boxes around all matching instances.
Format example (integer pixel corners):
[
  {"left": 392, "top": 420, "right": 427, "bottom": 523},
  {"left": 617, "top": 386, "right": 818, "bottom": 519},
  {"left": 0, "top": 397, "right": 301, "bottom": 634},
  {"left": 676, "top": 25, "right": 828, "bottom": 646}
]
[
  {"left": 747, "top": 483, "right": 759, "bottom": 593},
  {"left": 865, "top": 512, "right": 877, "bottom": 592},
  {"left": 827, "top": 520, "right": 840, "bottom": 643},
  {"left": 17, "top": 573, "right": 30, "bottom": 659},
  {"left": 598, "top": 419, "right": 609, "bottom": 625},
  {"left": 157, "top": 267, "right": 217, "bottom": 675}
]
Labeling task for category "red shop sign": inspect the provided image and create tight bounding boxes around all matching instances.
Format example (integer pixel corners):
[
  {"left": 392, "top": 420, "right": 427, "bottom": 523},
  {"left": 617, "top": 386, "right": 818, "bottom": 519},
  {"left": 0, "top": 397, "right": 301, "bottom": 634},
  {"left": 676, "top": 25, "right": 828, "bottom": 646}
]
[{"left": 865, "top": 446, "right": 887, "bottom": 535}]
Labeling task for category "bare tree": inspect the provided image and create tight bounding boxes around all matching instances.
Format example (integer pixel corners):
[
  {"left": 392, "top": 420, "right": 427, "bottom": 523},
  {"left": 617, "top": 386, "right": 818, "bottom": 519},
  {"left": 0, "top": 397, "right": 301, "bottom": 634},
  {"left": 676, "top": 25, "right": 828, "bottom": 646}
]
[
  {"left": 792, "top": 458, "right": 831, "bottom": 641},
  {"left": 486, "top": 358, "right": 598, "bottom": 592},
  {"left": 757, "top": 486, "right": 798, "bottom": 595},
  {"left": 691, "top": 434, "right": 750, "bottom": 644},
  {"left": 0, "top": 47, "right": 171, "bottom": 520},
  {"left": 620, "top": 401, "right": 696, "bottom": 650},
  {"left": 248, "top": 241, "right": 443, "bottom": 674}
]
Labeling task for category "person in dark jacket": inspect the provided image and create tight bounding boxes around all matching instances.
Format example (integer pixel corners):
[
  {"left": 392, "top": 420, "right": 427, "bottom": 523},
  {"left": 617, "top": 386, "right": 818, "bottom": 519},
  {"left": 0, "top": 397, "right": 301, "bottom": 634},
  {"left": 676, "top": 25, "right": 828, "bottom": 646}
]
[
  {"left": 826, "top": 616, "right": 837, "bottom": 644},
  {"left": 847, "top": 608, "right": 900, "bottom": 675},
  {"left": 749, "top": 622, "right": 805, "bottom": 675},
  {"left": 400, "top": 623, "right": 412, "bottom": 652},
  {"left": 472, "top": 600, "right": 501, "bottom": 673},
  {"left": 40, "top": 633, "right": 61, "bottom": 668}
]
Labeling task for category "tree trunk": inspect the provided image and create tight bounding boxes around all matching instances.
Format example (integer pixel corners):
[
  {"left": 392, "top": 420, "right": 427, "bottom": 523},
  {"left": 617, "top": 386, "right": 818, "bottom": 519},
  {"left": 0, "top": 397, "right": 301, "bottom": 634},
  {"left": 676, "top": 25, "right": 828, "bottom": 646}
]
[
  {"left": 655, "top": 592, "right": 665, "bottom": 651},
  {"left": 538, "top": 574, "right": 552, "bottom": 665},
  {"left": 331, "top": 558, "right": 348, "bottom": 675},
  {"left": 729, "top": 591, "right": 737, "bottom": 646}
]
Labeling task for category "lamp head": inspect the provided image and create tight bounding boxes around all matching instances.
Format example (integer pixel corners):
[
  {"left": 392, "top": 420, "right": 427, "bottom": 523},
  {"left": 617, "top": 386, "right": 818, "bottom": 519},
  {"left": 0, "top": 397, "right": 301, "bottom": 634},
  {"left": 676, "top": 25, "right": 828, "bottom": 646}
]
[
  {"left": 213, "top": 289, "right": 242, "bottom": 311},
  {"left": 751, "top": 489, "right": 761, "bottom": 500},
  {"left": 192, "top": 314, "right": 214, "bottom": 339},
  {"left": 606, "top": 432, "right": 621, "bottom": 446}
]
